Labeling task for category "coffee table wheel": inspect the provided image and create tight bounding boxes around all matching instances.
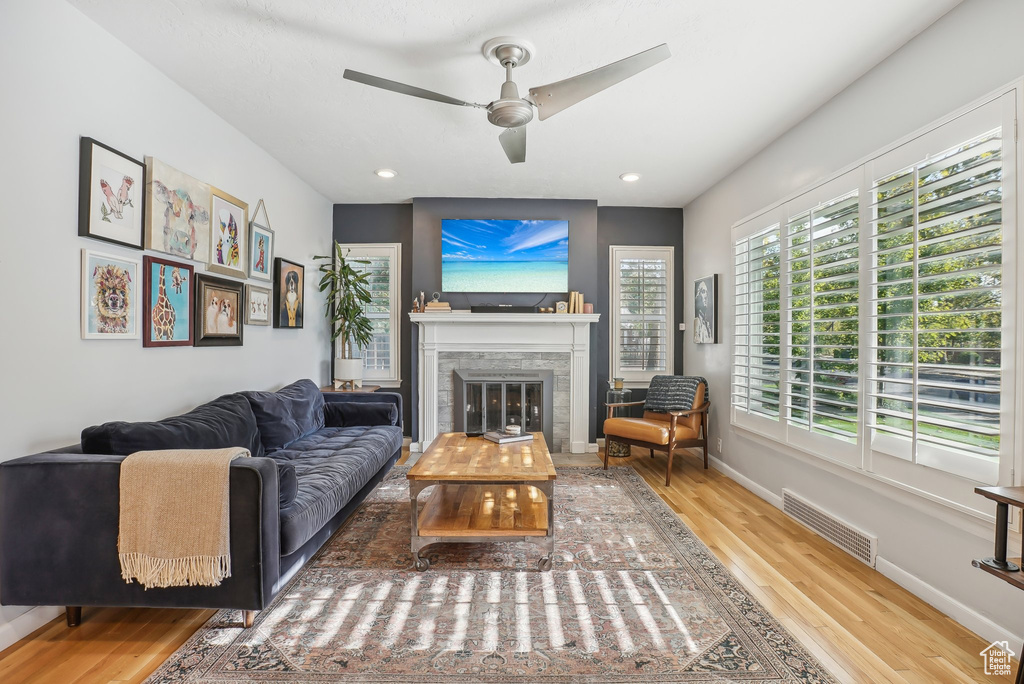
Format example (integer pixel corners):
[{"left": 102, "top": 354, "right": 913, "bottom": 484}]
[
  {"left": 414, "top": 556, "right": 430, "bottom": 572},
  {"left": 537, "top": 556, "right": 552, "bottom": 572}
]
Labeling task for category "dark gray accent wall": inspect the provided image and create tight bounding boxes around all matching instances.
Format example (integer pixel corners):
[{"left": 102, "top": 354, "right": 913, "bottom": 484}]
[
  {"left": 332, "top": 204, "right": 414, "bottom": 434},
  {"left": 596, "top": 207, "right": 685, "bottom": 435}
]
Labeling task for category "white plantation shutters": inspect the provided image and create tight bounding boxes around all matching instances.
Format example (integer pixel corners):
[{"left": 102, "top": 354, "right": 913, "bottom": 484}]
[
  {"left": 610, "top": 246, "right": 674, "bottom": 384},
  {"left": 732, "top": 225, "right": 782, "bottom": 428},
  {"left": 339, "top": 243, "right": 401, "bottom": 385}
]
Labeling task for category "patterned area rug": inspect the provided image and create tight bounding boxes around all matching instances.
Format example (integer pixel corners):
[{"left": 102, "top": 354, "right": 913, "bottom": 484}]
[{"left": 147, "top": 467, "right": 836, "bottom": 683}]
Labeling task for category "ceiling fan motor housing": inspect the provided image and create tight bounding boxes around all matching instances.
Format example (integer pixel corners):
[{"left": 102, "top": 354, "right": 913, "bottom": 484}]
[{"left": 487, "top": 79, "right": 534, "bottom": 128}]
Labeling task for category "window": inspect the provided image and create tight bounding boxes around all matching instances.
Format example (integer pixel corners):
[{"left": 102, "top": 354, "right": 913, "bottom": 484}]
[
  {"left": 338, "top": 243, "right": 401, "bottom": 386},
  {"left": 730, "top": 89, "right": 1017, "bottom": 511},
  {"left": 610, "top": 246, "right": 674, "bottom": 385}
]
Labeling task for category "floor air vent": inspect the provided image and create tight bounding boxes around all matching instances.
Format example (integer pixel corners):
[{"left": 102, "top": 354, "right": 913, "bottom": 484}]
[{"left": 782, "top": 489, "right": 877, "bottom": 567}]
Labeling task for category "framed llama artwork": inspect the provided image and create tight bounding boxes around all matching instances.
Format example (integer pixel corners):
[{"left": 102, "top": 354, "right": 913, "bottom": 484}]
[
  {"left": 249, "top": 199, "right": 274, "bottom": 282},
  {"left": 273, "top": 258, "right": 304, "bottom": 329},
  {"left": 145, "top": 157, "right": 211, "bottom": 263},
  {"left": 245, "top": 284, "right": 271, "bottom": 326},
  {"left": 194, "top": 274, "right": 244, "bottom": 347},
  {"left": 208, "top": 188, "right": 248, "bottom": 279},
  {"left": 142, "top": 256, "right": 193, "bottom": 347},
  {"left": 78, "top": 138, "right": 146, "bottom": 249},
  {"left": 81, "top": 249, "right": 141, "bottom": 340}
]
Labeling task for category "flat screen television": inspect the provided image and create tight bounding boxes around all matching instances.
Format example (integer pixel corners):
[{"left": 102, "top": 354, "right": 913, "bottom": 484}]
[{"left": 441, "top": 219, "right": 569, "bottom": 293}]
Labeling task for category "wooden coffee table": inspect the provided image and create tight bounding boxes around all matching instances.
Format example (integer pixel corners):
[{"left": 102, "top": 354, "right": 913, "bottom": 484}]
[{"left": 407, "top": 432, "right": 556, "bottom": 571}]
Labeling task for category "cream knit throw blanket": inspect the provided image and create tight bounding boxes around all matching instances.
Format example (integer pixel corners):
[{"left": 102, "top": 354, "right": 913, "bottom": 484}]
[{"left": 118, "top": 447, "right": 250, "bottom": 589}]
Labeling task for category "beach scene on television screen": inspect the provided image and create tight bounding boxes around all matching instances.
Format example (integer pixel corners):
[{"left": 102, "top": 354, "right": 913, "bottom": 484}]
[{"left": 441, "top": 219, "right": 569, "bottom": 292}]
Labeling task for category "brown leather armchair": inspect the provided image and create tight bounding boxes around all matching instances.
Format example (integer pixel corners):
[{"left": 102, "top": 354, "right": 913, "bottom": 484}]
[{"left": 603, "top": 377, "right": 710, "bottom": 486}]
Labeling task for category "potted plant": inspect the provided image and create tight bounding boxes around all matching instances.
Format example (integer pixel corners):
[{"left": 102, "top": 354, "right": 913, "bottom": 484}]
[{"left": 314, "top": 241, "right": 374, "bottom": 389}]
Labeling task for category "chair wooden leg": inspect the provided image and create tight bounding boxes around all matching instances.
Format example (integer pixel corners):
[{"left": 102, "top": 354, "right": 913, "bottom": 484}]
[
  {"left": 649, "top": 448, "right": 654, "bottom": 458},
  {"left": 665, "top": 446, "right": 674, "bottom": 487},
  {"left": 65, "top": 606, "right": 82, "bottom": 627},
  {"left": 703, "top": 441, "right": 709, "bottom": 469},
  {"left": 603, "top": 441, "right": 610, "bottom": 469}
]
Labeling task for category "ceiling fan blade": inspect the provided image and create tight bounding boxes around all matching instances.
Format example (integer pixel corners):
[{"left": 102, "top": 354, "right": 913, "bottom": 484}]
[
  {"left": 343, "top": 69, "right": 483, "bottom": 108},
  {"left": 499, "top": 126, "right": 527, "bottom": 164},
  {"left": 528, "top": 43, "right": 670, "bottom": 121}
]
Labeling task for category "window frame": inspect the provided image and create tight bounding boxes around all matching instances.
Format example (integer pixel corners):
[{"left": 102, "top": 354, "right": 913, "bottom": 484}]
[
  {"left": 336, "top": 242, "right": 402, "bottom": 387},
  {"left": 729, "top": 84, "right": 1020, "bottom": 519},
  {"left": 609, "top": 245, "right": 675, "bottom": 387}
]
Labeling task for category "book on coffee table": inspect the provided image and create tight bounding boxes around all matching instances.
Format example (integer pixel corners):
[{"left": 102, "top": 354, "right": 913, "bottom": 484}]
[{"left": 483, "top": 430, "right": 534, "bottom": 444}]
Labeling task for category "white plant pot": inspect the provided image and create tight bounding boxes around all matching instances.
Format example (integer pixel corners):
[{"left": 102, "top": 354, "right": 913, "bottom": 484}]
[{"left": 334, "top": 358, "right": 363, "bottom": 389}]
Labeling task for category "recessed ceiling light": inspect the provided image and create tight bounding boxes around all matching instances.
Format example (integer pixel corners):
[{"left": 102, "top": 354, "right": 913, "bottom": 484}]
[
  {"left": 374, "top": 168, "right": 397, "bottom": 178},
  {"left": 619, "top": 172, "right": 641, "bottom": 182}
]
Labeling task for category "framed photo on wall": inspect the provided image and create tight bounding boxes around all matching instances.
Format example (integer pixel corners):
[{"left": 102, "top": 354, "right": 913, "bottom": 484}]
[
  {"left": 273, "top": 257, "right": 304, "bottom": 329},
  {"left": 693, "top": 274, "right": 718, "bottom": 344},
  {"left": 245, "top": 284, "right": 271, "bottom": 326},
  {"left": 81, "top": 249, "right": 141, "bottom": 340},
  {"left": 207, "top": 188, "right": 248, "bottom": 279},
  {"left": 249, "top": 199, "right": 274, "bottom": 281},
  {"left": 145, "top": 157, "right": 211, "bottom": 263},
  {"left": 78, "top": 137, "right": 145, "bottom": 249},
  {"left": 194, "top": 274, "right": 243, "bottom": 346},
  {"left": 142, "top": 256, "right": 193, "bottom": 347}
]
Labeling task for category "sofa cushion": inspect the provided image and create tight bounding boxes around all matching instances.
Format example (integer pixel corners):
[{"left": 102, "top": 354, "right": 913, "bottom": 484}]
[
  {"left": 323, "top": 401, "right": 398, "bottom": 428},
  {"left": 273, "top": 425, "right": 402, "bottom": 555},
  {"left": 242, "top": 379, "right": 325, "bottom": 453},
  {"left": 81, "top": 393, "right": 264, "bottom": 459},
  {"left": 277, "top": 462, "right": 298, "bottom": 508}
]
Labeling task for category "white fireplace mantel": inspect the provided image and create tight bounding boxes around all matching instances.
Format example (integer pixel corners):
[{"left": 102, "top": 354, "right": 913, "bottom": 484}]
[{"left": 411, "top": 313, "right": 600, "bottom": 453}]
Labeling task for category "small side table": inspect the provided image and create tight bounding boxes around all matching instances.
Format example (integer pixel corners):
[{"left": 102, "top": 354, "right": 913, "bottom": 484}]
[
  {"left": 321, "top": 384, "right": 381, "bottom": 393},
  {"left": 605, "top": 387, "right": 633, "bottom": 458}
]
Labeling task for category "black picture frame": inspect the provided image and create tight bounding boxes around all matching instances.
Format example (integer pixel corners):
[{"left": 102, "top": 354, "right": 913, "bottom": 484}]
[
  {"left": 273, "top": 257, "right": 304, "bottom": 329},
  {"left": 194, "top": 273, "right": 244, "bottom": 347},
  {"left": 694, "top": 274, "right": 718, "bottom": 344},
  {"left": 78, "top": 137, "right": 146, "bottom": 249}
]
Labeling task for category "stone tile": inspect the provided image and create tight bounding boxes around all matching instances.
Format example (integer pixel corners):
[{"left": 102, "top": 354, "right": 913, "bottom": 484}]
[
  {"left": 554, "top": 375, "right": 571, "bottom": 392},
  {"left": 457, "top": 360, "right": 524, "bottom": 371},
  {"left": 540, "top": 352, "right": 570, "bottom": 360},
  {"left": 438, "top": 420, "right": 453, "bottom": 433},
  {"left": 553, "top": 405, "right": 570, "bottom": 423},
  {"left": 437, "top": 406, "right": 452, "bottom": 425},
  {"left": 438, "top": 359, "right": 460, "bottom": 373},
  {"left": 436, "top": 390, "right": 451, "bottom": 409}
]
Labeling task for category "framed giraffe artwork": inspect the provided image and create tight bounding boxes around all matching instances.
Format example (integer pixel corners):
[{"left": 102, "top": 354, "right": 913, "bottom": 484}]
[
  {"left": 142, "top": 256, "right": 194, "bottom": 347},
  {"left": 207, "top": 188, "right": 249, "bottom": 280}
]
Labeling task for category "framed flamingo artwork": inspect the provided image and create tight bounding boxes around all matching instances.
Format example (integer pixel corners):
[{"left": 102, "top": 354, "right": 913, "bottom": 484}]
[
  {"left": 142, "top": 256, "right": 193, "bottom": 347},
  {"left": 78, "top": 137, "right": 146, "bottom": 249}
]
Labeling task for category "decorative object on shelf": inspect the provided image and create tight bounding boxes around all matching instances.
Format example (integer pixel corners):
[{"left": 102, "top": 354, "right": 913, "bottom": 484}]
[
  {"left": 613, "top": 377, "right": 624, "bottom": 391},
  {"left": 423, "top": 292, "right": 452, "bottom": 312},
  {"left": 555, "top": 300, "right": 568, "bottom": 314},
  {"left": 419, "top": 291, "right": 425, "bottom": 311},
  {"left": 314, "top": 242, "right": 373, "bottom": 388},
  {"left": 82, "top": 249, "right": 141, "bottom": 340},
  {"left": 273, "top": 257, "right": 305, "bottom": 329},
  {"left": 79, "top": 137, "right": 145, "bottom": 249},
  {"left": 411, "top": 297, "right": 421, "bottom": 313},
  {"left": 142, "top": 255, "right": 193, "bottom": 347},
  {"left": 583, "top": 302, "right": 594, "bottom": 314},
  {"left": 244, "top": 284, "right": 271, "bottom": 326},
  {"left": 194, "top": 274, "right": 243, "bottom": 346},
  {"left": 207, "top": 188, "right": 248, "bottom": 279},
  {"left": 605, "top": 383, "right": 633, "bottom": 458},
  {"left": 145, "top": 157, "right": 211, "bottom": 262},
  {"left": 566, "top": 290, "right": 585, "bottom": 313},
  {"left": 248, "top": 199, "right": 274, "bottom": 282},
  {"left": 694, "top": 273, "right": 718, "bottom": 344}
]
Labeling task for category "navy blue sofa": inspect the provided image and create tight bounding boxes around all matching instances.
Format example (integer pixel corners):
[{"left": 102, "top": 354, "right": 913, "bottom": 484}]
[{"left": 0, "top": 379, "right": 402, "bottom": 627}]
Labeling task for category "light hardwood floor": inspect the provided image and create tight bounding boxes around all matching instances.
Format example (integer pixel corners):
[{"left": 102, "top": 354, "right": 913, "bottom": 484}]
[{"left": 0, "top": 446, "right": 1014, "bottom": 683}]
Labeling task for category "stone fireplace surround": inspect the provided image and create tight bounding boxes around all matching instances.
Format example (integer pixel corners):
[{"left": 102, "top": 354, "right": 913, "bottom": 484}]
[{"left": 410, "top": 313, "right": 600, "bottom": 453}]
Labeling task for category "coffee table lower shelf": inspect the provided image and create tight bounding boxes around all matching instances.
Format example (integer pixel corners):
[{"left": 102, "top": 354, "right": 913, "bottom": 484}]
[{"left": 409, "top": 481, "right": 554, "bottom": 572}]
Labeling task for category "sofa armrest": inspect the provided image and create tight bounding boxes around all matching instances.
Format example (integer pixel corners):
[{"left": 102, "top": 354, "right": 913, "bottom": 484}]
[
  {"left": 0, "top": 451, "right": 281, "bottom": 611},
  {"left": 322, "top": 391, "right": 403, "bottom": 430}
]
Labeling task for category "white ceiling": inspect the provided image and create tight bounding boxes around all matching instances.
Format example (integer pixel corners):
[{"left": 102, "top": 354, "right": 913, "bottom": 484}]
[{"left": 69, "top": 0, "right": 961, "bottom": 207}]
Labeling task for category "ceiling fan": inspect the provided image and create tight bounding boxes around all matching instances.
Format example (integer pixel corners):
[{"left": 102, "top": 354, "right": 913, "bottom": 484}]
[{"left": 343, "top": 37, "right": 670, "bottom": 164}]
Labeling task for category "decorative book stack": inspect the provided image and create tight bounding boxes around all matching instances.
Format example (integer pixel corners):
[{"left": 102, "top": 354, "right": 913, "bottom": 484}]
[
  {"left": 567, "top": 291, "right": 585, "bottom": 313},
  {"left": 483, "top": 430, "right": 534, "bottom": 444},
  {"left": 424, "top": 300, "right": 452, "bottom": 312}
]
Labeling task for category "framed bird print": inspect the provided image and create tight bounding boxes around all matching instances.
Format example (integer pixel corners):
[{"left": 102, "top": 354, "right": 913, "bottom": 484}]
[
  {"left": 79, "top": 137, "right": 145, "bottom": 249},
  {"left": 207, "top": 188, "right": 248, "bottom": 279},
  {"left": 249, "top": 199, "right": 274, "bottom": 282},
  {"left": 194, "top": 274, "right": 244, "bottom": 347},
  {"left": 142, "top": 256, "right": 193, "bottom": 347},
  {"left": 273, "top": 258, "right": 304, "bottom": 329}
]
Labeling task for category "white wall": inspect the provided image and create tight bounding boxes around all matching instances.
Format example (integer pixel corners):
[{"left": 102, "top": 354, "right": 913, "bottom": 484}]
[
  {"left": 683, "top": 0, "right": 1024, "bottom": 646},
  {"left": 0, "top": 0, "right": 332, "bottom": 645}
]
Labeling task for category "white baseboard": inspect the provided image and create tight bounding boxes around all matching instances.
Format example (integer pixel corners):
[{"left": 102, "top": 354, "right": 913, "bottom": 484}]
[
  {"left": 709, "top": 454, "right": 783, "bottom": 509},
  {"left": 0, "top": 605, "right": 61, "bottom": 652},
  {"left": 586, "top": 442, "right": 599, "bottom": 453},
  {"left": 875, "top": 557, "right": 1023, "bottom": 648}
]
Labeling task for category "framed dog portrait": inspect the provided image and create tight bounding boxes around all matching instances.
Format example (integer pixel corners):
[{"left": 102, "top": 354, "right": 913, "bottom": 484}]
[
  {"left": 81, "top": 249, "right": 141, "bottom": 340},
  {"left": 145, "top": 157, "right": 211, "bottom": 262},
  {"left": 207, "top": 188, "right": 248, "bottom": 279},
  {"left": 194, "top": 274, "right": 244, "bottom": 347},
  {"left": 245, "top": 284, "right": 271, "bottom": 326},
  {"left": 79, "top": 138, "right": 145, "bottom": 249},
  {"left": 142, "top": 256, "right": 193, "bottom": 347},
  {"left": 249, "top": 199, "right": 274, "bottom": 282},
  {"left": 693, "top": 274, "right": 718, "bottom": 344},
  {"left": 273, "top": 258, "right": 304, "bottom": 329}
]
